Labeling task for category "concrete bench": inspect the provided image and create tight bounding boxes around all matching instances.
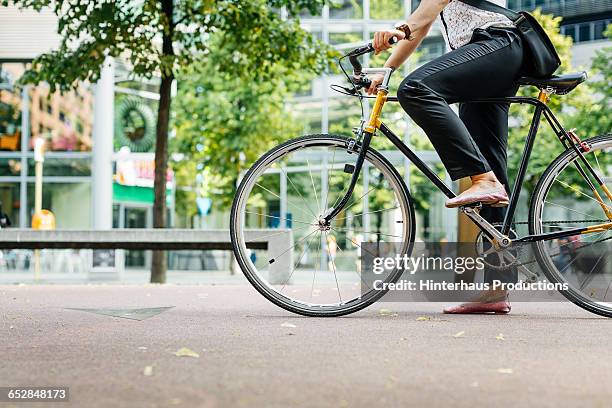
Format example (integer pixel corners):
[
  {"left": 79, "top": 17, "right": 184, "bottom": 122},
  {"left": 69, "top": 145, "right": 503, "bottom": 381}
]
[{"left": 0, "top": 229, "right": 293, "bottom": 283}]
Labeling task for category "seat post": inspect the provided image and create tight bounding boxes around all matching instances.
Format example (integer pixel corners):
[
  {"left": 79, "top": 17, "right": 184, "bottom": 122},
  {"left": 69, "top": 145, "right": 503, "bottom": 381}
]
[{"left": 538, "top": 88, "right": 553, "bottom": 104}]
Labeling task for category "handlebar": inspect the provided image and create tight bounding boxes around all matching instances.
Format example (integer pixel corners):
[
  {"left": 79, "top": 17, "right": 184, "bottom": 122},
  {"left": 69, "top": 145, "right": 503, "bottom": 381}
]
[{"left": 347, "top": 36, "right": 398, "bottom": 76}]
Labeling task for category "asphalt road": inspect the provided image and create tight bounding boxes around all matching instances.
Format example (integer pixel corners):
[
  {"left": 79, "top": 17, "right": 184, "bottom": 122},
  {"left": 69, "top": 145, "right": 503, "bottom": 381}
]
[{"left": 1, "top": 284, "right": 611, "bottom": 408}]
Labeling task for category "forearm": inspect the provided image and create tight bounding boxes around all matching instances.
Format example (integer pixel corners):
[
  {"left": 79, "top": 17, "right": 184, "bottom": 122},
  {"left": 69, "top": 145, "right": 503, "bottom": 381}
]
[
  {"left": 385, "top": 0, "right": 448, "bottom": 69},
  {"left": 384, "top": 22, "right": 433, "bottom": 70}
]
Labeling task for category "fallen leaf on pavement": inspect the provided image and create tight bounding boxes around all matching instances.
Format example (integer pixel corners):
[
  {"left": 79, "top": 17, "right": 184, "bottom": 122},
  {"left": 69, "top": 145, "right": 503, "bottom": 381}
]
[
  {"left": 379, "top": 309, "right": 398, "bottom": 317},
  {"left": 143, "top": 366, "right": 153, "bottom": 376},
  {"left": 174, "top": 347, "right": 200, "bottom": 358},
  {"left": 280, "top": 322, "right": 296, "bottom": 328},
  {"left": 496, "top": 368, "right": 513, "bottom": 374},
  {"left": 453, "top": 331, "right": 465, "bottom": 338},
  {"left": 496, "top": 333, "right": 505, "bottom": 341},
  {"left": 416, "top": 316, "right": 431, "bottom": 321}
]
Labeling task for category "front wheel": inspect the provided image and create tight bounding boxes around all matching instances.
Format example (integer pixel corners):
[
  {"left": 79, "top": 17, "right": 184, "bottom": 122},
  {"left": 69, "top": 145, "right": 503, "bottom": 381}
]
[
  {"left": 530, "top": 133, "right": 612, "bottom": 317},
  {"left": 230, "top": 135, "right": 416, "bottom": 316}
]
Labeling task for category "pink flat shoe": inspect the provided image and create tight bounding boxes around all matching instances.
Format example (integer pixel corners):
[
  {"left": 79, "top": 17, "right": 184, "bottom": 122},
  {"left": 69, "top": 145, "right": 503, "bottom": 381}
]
[
  {"left": 443, "top": 300, "right": 511, "bottom": 314},
  {"left": 445, "top": 186, "right": 509, "bottom": 208}
]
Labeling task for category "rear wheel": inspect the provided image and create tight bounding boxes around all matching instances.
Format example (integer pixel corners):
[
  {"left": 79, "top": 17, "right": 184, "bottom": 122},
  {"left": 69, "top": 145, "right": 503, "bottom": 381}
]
[
  {"left": 230, "top": 135, "right": 416, "bottom": 316},
  {"left": 530, "top": 134, "right": 612, "bottom": 317}
]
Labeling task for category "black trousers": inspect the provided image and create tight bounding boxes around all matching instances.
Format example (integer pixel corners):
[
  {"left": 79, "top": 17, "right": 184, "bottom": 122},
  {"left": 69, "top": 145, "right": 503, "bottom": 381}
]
[{"left": 398, "top": 27, "right": 525, "bottom": 282}]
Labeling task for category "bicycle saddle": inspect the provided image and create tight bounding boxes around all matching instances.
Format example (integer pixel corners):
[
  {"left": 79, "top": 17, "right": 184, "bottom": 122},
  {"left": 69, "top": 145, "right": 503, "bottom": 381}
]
[{"left": 517, "top": 71, "right": 587, "bottom": 95}]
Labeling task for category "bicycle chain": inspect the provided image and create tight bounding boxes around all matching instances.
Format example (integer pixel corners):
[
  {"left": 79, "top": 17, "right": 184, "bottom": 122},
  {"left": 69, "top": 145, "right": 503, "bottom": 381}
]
[
  {"left": 478, "top": 220, "right": 611, "bottom": 272},
  {"left": 498, "top": 219, "right": 607, "bottom": 226}
]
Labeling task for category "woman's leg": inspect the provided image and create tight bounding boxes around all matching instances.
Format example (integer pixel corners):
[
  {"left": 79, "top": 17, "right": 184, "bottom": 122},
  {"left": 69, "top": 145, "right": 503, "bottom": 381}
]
[
  {"left": 459, "top": 102, "right": 518, "bottom": 287},
  {"left": 397, "top": 28, "right": 523, "bottom": 183}
]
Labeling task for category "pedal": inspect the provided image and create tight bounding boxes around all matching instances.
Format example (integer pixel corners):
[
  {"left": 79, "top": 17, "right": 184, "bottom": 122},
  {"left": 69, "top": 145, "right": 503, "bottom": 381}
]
[
  {"left": 460, "top": 202, "right": 483, "bottom": 211},
  {"left": 347, "top": 139, "right": 357, "bottom": 153}
]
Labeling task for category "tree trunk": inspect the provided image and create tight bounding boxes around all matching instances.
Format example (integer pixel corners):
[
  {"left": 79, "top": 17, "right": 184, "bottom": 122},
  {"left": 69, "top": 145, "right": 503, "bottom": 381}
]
[{"left": 150, "top": 0, "right": 174, "bottom": 284}]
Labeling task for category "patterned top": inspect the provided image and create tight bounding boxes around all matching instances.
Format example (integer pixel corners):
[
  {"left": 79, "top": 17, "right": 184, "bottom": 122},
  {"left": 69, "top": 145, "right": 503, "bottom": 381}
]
[{"left": 441, "top": 0, "right": 514, "bottom": 49}]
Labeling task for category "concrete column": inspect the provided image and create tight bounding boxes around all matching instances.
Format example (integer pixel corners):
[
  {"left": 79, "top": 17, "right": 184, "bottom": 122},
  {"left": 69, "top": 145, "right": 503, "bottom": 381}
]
[{"left": 92, "top": 56, "right": 115, "bottom": 230}]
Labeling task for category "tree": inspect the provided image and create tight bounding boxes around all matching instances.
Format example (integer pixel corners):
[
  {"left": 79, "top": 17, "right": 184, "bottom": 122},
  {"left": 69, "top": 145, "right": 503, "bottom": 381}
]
[
  {"left": 5, "top": 0, "right": 333, "bottom": 282},
  {"left": 172, "top": 40, "right": 310, "bottom": 216},
  {"left": 572, "top": 24, "right": 612, "bottom": 138},
  {"left": 507, "top": 9, "right": 597, "bottom": 194}
]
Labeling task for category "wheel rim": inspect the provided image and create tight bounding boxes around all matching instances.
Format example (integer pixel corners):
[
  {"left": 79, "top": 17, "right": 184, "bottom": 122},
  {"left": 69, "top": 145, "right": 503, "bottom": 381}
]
[
  {"left": 232, "top": 137, "right": 413, "bottom": 313},
  {"left": 533, "top": 136, "right": 612, "bottom": 312}
]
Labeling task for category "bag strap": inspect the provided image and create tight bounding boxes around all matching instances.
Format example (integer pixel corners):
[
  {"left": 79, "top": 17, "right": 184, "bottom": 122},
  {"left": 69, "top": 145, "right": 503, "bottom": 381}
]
[{"left": 458, "top": 0, "right": 521, "bottom": 22}]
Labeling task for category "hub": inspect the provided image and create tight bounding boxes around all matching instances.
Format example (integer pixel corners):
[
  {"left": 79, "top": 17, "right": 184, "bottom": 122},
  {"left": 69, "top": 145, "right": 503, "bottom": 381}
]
[{"left": 317, "top": 217, "right": 331, "bottom": 232}]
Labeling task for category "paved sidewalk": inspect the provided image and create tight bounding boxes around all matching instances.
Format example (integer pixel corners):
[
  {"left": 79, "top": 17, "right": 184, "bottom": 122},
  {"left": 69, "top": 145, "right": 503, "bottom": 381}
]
[{"left": 1, "top": 284, "right": 611, "bottom": 408}]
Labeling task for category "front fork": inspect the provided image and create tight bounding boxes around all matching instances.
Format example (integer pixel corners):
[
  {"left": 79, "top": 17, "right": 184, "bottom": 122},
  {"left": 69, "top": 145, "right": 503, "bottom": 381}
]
[{"left": 323, "top": 90, "right": 388, "bottom": 224}]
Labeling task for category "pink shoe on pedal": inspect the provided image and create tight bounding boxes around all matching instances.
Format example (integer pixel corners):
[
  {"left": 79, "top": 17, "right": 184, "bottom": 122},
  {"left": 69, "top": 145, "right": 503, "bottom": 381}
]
[
  {"left": 443, "top": 300, "right": 511, "bottom": 314},
  {"left": 445, "top": 186, "right": 509, "bottom": 208}
]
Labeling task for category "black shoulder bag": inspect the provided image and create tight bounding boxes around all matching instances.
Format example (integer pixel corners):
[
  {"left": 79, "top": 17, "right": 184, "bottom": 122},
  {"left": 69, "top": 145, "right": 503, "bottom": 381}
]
[{"left": 459, "top": 0, "right": 561, "bottom": 78}]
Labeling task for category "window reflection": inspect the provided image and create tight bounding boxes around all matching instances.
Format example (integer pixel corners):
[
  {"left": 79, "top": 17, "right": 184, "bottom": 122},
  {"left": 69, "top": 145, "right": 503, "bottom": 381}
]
[
  {"left": 370, "top": 0, "right": 403, "bottom": 20},
  {"left": 329, "top": 0, "right": 363, "bottom": 19}
]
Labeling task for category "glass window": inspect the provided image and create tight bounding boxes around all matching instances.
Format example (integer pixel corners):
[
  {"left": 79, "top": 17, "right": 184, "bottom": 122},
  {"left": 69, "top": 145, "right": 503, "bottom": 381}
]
[
  {"left": 522, "top": 0, "right": 535, "bottom": 9},
  {"left": 329, "top": 31, "right": 363, "bottom": 46},
  {"left": 534, "top": 0, "right": 546, "bottom": 8},
  {"left": 563, "top": 25, "right": 577, "bottom": 43},
  {"left": 0, "top": 182, "right": 21, "bottom": 227},
  {"left": 27, "top": 182, "right": 91, "bottom": 228},
  {"left": 419, "top": 38, "right": 446, "bottom": 63},
  {"left": 578, "top": 23, "right": 591, "bottom": 42},
  {"left": 370, "top": 0, "right": 404, "bottom": 20},
  {"left": 593, "top": 20, "right": 606, "bottom": 40},
  {"left": 29, "top": 87, "right": 93, "bottom": 152},
  {"left": 329, "top": 0, "right": 363, "bottom": 19},
  {"left": 0, "top": 158, "right": 22, "bottom": 177},
  {"left": 0, "top": 64, "right": 24, "bottom": 152},
  {"left": 507, "top": 0, "right": 520, "bottom": 10},
  {"left": 27, "top": 157, "right": 91, "bottom": 177}
]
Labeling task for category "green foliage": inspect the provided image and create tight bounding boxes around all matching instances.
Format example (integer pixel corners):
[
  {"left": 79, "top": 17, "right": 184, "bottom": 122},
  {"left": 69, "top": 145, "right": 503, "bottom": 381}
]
[
  {"left": 572, "top": 24, "right": 612, "bottom": 138},
  {"left": 507, "top": 9, "right": 598, "bottom": 193},
  {"left": 4, "top": 0, "right": 334, "bottom": 91},
  {"left": 172, "top": 39, "right": 305, "bottom": 214},
  {"left": 370, "top": 0, "right": 403, "bottom": 20}
]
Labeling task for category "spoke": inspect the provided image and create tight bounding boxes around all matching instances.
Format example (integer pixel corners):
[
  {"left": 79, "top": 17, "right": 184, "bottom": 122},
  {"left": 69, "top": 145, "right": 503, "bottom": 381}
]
[
  {"left": 280, "top": 232, "right": 319, "bottom": 292},
  {"left": 334, "top": 205, "right": 400, "bottom": 223},
  {"left": 337, "top": 184, "right": 379, "bottom": 216},
  {"left": 331, "top": 227, "right": 380, "bottom": 260},
  {"left": 334, "top": 236, "right": 373, "bottom": 292},
  {"left": 557, "top": 229, "right": 610, "bottom": 275},
  {"left": 579, "top": 244, "right": 608, "bottom": 291},
  {"left": 254, "top": 182, "right": 317, "bottom": 219},
  {"left": 543, "top": 200, "right": 599, "bottom": 220},
  {"left": 593, "top": 149, "right": 607, "bottom": 183},
  {"left": 310, "top": 235, "right": 321, "bottom": 301},
  {"left": 245, "top": 224, "right": 312, "bottom": 244},
  {"left": 324, "top": 147, "right": 337, "bottom": 211},
  {"left": 244, "top": 211, "right": 314, "bottom": 227},
  {"left": 267, "top": 229, "right": 318, "bottom": 265},
  {"left": 306, "top": 159, "right": 321, "bottom": 215},
  {"left": 554, "top": 179, "right": 612, "bottom": 211},
  {"left": 325, "top": 231, "right": 343, "bottom": 304},
  {"left": 331, "top": 226, "right": 403, "bottom": 240},
  {"left": 604, "top": 268, "right": 612, "bottom": 302},
  {"left": 279, "top": 166, "right": 319, "bottom": 219}
]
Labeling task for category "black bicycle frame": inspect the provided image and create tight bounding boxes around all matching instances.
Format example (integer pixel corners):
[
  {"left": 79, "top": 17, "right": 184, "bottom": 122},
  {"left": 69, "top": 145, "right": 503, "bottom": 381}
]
[{"left": 324, "top": 94, "right": 610, "bottom": 243}]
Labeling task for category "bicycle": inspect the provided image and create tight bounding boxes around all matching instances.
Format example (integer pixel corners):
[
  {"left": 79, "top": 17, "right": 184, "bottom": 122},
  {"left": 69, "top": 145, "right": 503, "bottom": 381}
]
[{"left": 230, "top": 38, "right": 612, "bottom": 317}]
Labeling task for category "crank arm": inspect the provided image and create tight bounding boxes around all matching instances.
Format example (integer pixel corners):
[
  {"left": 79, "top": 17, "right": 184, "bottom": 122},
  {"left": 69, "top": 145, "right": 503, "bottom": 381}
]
[{"left": 461, "top": 206, "right": 512, "bottom": 247}]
